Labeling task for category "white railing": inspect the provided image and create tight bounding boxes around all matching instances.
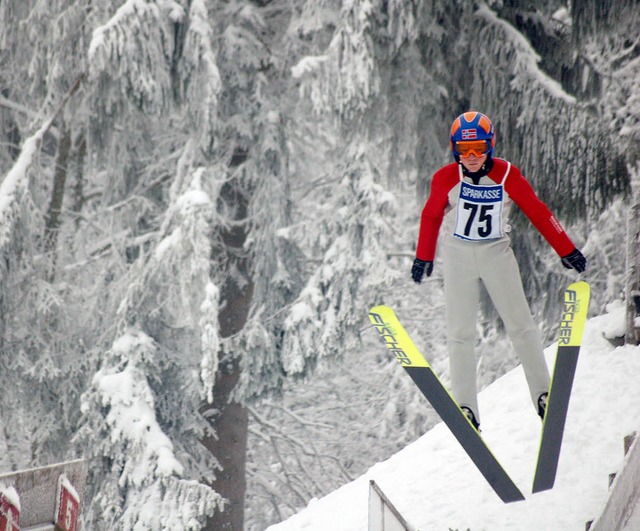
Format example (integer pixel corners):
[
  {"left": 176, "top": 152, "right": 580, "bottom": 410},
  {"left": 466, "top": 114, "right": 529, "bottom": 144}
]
[
  {"left": 588, "top": 433, "right": 640, "bottom": 530},
  {"left": 368, "top": 479, "right": 415, "bottom": 531}
]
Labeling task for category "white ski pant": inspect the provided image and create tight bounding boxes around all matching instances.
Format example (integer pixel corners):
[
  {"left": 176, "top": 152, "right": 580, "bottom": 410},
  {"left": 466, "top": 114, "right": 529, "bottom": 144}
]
[{"left": 442, "top": 236, "right": 550, "bottom": 422}]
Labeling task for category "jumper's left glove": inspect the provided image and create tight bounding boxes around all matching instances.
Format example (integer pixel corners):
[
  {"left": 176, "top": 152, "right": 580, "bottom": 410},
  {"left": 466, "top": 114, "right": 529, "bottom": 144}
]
[
  {"left": 411, "top": 258, "right": 433, "bottom": 284},
  {"left": 561, "top": 248, "right": 586, "bottom": 273}
]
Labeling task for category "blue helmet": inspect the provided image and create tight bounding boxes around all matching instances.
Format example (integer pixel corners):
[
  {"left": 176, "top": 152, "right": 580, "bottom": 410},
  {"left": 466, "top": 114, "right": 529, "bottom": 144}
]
[{"left": 450, "top": 111, "right": 495, "bottom": 159}]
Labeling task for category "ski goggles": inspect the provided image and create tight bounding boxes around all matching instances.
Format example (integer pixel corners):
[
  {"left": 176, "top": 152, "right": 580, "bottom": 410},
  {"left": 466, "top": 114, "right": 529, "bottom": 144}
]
[{"left": 454, "top": 140, "right": 491, "bottom": 158}]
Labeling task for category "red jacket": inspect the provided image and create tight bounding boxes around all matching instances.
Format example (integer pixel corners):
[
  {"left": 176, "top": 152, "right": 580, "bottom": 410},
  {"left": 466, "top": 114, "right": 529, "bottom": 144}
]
[{"left": 416, "top": 159, "right": 575, "bottom": 261}]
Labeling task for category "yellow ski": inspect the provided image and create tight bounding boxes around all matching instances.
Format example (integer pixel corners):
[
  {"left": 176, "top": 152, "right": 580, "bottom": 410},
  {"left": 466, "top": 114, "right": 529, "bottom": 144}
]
[
  {"left": 533, "top": 280, "right": 590, "bottom": 493},
  {"left": 369, "top": 306, "right": 525, "bottom": 503}
]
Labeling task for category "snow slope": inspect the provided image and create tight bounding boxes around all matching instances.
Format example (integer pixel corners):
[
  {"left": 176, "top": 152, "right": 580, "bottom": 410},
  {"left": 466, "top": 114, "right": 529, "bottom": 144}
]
[{"left": 267, "top": 301, "right": 640, "bottom": 531}]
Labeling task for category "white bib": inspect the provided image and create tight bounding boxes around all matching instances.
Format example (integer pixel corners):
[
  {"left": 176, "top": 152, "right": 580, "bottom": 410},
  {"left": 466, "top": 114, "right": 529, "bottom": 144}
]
[{"left": 453, "top": 162, "right": 511, "bottom": 241}]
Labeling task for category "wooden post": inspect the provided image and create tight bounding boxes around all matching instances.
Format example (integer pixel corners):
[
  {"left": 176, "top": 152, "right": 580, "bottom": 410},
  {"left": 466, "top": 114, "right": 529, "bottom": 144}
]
[
  {"left": 588, "top": 432, "right": 640, "bottom": 530},
  {"left": 625, "top": 203, "right": 640, "bottom": 344}
]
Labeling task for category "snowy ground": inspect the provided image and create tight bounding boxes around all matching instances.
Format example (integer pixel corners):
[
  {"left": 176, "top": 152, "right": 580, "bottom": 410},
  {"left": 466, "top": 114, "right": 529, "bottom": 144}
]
[{"left": 266, "top": 300, "right": 640, "bottom": 531}]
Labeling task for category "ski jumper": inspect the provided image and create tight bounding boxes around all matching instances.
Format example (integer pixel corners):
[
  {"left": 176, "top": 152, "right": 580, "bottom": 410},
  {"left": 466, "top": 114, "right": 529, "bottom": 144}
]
[{"left": 416, "top": 158, "right": 576, "bottom": 421}]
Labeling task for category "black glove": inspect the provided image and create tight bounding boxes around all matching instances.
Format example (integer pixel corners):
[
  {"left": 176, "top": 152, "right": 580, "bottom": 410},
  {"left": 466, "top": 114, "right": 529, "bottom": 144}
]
[
  {"left": 561, "top": 248, "right": 586, "bottom": 273},
  {"left": 411, "top": 258, "right": 433, "bottom": 283}
]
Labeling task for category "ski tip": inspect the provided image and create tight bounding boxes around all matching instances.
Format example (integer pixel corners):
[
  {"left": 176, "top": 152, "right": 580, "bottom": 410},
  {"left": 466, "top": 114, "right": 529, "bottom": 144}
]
[
  {"left": 567, "top": 280, "right": 590, "bottom": 296},
  {"left": 368, "top": 306, "right": 395, "bottom": 327},
  {"left": 369, "top": 304, "right": 392, "bottom": 314}
]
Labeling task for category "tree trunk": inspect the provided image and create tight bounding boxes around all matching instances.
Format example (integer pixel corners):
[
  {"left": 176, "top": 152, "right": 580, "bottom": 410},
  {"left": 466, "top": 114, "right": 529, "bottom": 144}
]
[
  {"left": 201, "top": 359, "right": 249, "bottom": 531},
  {"left": 44, "top": 125, "right": 72, "bottom": 281},
  {"left": 71, "top": 132, "right": 87, "bottom": 232},
  {"left": 202, "top": 148, "right": 253, "bottom": 530}
]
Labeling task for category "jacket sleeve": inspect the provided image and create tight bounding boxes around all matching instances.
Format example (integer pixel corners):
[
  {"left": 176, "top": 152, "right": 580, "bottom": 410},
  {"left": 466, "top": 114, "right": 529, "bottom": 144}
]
[
  {"left": 505, "top": 168, "right": 576, "bottom": 257},
  {"left": 415, "top": 171, "right": 452, "bottom": 261}
]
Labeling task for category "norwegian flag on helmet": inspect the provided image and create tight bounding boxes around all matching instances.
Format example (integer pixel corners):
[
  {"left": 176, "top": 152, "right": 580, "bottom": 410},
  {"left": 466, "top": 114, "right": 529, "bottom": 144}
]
[{"left": 461, "top": 129, "right": 477, "bottom": 140}]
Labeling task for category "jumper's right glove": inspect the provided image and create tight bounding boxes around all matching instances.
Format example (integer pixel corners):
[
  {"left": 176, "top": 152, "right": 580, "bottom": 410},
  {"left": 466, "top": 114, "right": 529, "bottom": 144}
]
[
  {"left": 561, "top": 248, "right": 587, "bottom": 273},
  {"left": 411, "top": 258, "right": 433, "bottom": 284}
]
